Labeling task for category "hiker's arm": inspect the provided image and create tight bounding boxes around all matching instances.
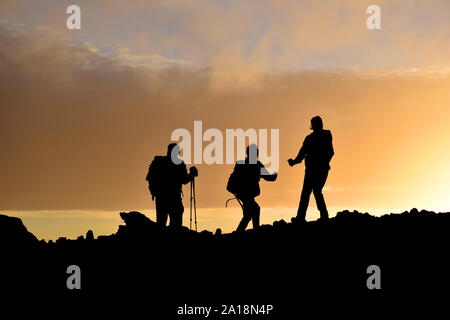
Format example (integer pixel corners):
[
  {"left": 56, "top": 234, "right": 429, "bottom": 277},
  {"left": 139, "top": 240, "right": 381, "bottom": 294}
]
[
  {"left": 180, "top": 165, "right": 198, "bottom": 184},
  {"left": 145, "top": 165, "right": 154, "bottom": 200},
  {"left": 261, "top": 171, "right": 277, "bottom": 181},
  {"left": 179, "top": 164, "right": 191, "bottom": 184},
  {"left": 145, "top": 165, "right": 151, "bottom": 181},
  {"left": 289, "top": 137, "right": 308, "bottom": 166},
  {"left": 260, "top": 165, "right": 277, "bottom": 181},
  {"left": 327, "top": 132, "right": 335, "bottom": 163}
]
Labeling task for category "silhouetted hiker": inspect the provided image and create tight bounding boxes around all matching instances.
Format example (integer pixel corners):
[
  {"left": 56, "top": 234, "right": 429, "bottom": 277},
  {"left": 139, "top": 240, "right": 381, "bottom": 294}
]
[
  {"left": 146, "top": 143, "right": 198, "bottom": 228},
  {"left": 288, "top": 116, "right": 334, "bottom": 222},
  {"left": 227, "top": 144, "right": 277, "bottom": 232}
]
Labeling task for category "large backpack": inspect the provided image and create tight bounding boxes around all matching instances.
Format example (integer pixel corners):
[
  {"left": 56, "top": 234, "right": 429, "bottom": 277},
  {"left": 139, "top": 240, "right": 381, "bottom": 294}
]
[
  {"left": 226, "top": 161, "right": 261, "bottom": 199},
  {"left": 226, "top": 163, "right": 250, "bottom": 198},
  {"left": 226, "top": 168, "right": 241, "bottom": 196},
  {"left": 146, "top": 156, "right": 166, "bottom": 199}
]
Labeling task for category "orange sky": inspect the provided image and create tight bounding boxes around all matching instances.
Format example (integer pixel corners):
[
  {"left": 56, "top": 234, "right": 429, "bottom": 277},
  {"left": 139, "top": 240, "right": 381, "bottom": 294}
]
[{"left": 1, "top": 1, "right": 450, "bottom": 240}]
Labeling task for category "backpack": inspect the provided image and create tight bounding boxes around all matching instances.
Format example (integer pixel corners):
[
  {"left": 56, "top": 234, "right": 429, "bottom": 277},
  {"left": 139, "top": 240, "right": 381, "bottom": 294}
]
[
  {"left": 226, "top": 161, "right": 262, "bottom": 199},
  {"left": 226, "top": 169, "right": 240, "bottom": 196},
  {"left": 146, "top": 156, "right": 166, "bottom": 199},
  {"left": 226, "top": 164, "right": 249, "bottom": 197}
]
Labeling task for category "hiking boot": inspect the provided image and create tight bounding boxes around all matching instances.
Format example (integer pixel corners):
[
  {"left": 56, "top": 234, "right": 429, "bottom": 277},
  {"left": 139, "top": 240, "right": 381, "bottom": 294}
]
[{"left": 317, "top": 216, "right": 329, "bottom": 223}]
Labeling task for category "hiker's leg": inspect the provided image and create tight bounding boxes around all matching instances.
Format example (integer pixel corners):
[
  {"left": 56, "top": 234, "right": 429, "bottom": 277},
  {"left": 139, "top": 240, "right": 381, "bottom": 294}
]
[
  {"left": 297, "top": 169, "right": 313, "bottom": 221},
  {"left": 313, "top": 170, "right": 329, "bottom": 220},
  {"left": 169, "top": 197, "right": 184, "bottom": 228},
  {"left": 250, "top": 199, "right": 261, "bottom": 229},
  {"left": 237, "top": 215, "right": 251, "bottom": 232},
  {"left": 155, "top": 197, "right": 168, "bottom": 226},
  {"left": 175, "top": 197, "right": 184, "bottom": 227},
  {"left": 236, "top": 199, "right": 252, "bottom": 232}
]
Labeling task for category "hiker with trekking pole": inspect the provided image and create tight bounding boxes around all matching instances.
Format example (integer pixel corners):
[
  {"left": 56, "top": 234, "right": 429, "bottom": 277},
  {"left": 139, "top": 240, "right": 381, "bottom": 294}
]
[
  {"left": 226, "top": 144, "right": 278, "bottom": 232},
  {"left": 146, "top": 143, "right": 198, "bottom": 229}
]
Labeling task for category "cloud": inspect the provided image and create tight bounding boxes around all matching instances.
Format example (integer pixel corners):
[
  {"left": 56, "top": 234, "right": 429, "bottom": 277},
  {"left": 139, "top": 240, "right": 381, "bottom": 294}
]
[
  {"left": 1, "top": 0, "right": 449, "bottom": 72},
  {"left": 1, "top": 24, "right": 450, "bottom": 215},
  {"left": 110, "top": 47, "right": 194, "bottom": 69}
]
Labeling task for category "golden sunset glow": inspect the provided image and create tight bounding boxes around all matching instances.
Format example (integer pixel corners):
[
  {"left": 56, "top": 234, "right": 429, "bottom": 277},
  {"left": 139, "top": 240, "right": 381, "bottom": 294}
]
[{"left": 1, "top": 1, "right": 450, "bottom": 240}]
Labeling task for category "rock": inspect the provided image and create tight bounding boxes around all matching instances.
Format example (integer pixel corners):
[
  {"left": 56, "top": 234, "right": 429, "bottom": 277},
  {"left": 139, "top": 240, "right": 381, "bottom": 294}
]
[
  {"left": 56, "top": 237, "right": 67, "bottom": 245},
  {"left": 86, "top": 230, "right": 94, "bottom": 240},
  {"left": 273, "top": 219, "right": 287, "bottom": 228},
  {"left": 115, "top": 211, "right": 158, "bottom": 239},
  {"left": 119, "top": 211, "right": 153, "bottom": 227},
  {"left": 0, "top": 214, "right": 38, "bottom": 247},
  {"left": 200, "top": 230, "right": 213, "bottom": 236}
]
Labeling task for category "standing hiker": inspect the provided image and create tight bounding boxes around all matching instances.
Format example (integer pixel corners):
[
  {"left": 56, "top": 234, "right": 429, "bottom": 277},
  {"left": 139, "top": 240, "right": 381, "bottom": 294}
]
[
  {"left": 146, "top": 143, "right": 198, "bottom": 227},
  {"left": 288, "top": 116, "right": 334, "bottom": 222}
]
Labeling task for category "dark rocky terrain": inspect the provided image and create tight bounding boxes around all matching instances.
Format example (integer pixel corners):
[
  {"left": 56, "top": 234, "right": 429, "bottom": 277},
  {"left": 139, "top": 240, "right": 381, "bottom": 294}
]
[{"left": 1, "top": 209, "right": 449, "bottom": 317}]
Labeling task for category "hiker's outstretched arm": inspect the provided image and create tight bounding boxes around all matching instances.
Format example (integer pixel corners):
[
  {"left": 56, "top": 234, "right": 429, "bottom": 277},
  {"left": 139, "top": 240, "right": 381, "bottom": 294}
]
[
  {"left": 292, "top": 137, "right": 308, "bottom": 164},
  {"left": 260, "top": 166, "right": 277, "bottom": 181}
]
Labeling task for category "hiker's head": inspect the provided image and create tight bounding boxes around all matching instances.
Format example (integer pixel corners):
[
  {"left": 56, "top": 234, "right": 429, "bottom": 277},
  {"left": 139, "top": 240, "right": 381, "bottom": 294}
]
[
  {"left": 310, "top": 116, "right": 323, "bottom": 131},
  {"left": 167, "top": 143, "right": 181, "bottom": 163},
  {"left": 246, "top": 144, "right": 259, "bottom": 163}
]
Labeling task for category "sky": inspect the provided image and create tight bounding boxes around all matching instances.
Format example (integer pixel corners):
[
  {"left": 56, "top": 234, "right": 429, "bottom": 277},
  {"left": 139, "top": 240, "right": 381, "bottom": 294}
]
[{"left": 1, "top": 0, "right": 450, "bottom": 240}]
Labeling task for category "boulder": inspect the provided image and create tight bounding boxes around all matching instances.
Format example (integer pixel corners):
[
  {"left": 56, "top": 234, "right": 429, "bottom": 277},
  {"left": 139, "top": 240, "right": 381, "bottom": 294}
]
[
  {"left": 86, "top": 230, "right": 94, "bottom": 240},
  {"left": 0, "top": 214, "right": 38, "bottom": 247}
]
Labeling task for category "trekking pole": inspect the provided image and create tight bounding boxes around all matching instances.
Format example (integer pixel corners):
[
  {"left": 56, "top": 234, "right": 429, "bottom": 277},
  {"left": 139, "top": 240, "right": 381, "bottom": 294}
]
[
  {"left": 190, "top": 179, "right": 193, "bottom": 230},
  {"left": 192, "top": 177, "right": 198, "bottom": 232}
]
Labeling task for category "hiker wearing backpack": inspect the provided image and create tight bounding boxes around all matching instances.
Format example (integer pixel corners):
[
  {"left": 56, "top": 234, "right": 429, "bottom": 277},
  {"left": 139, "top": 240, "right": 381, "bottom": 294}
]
[
  {"left": 146, "top": 143, "right": 198, "bottom": 227},
  {"left": 227, "top": 144, "right": 277, "bottom": 232},
  {"left": 288, "top": 116, "right": 334, "bottom": 222}
]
